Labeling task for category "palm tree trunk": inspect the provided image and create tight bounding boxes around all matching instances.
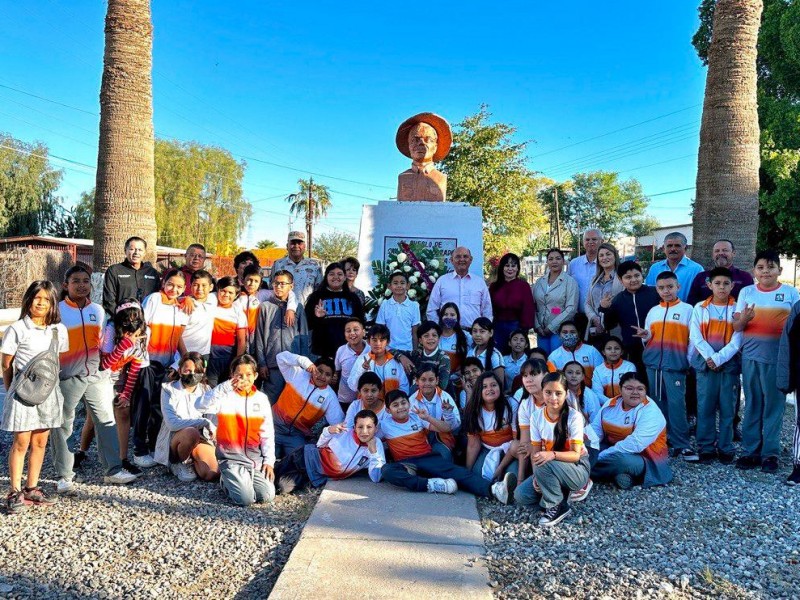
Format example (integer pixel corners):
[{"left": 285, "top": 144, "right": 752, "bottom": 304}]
[
  {"left": 93, "top": 0, "right": 157, "bottom": 271},
  {"left": 693, "top": 0, "right": 763, "bottom": 268}
]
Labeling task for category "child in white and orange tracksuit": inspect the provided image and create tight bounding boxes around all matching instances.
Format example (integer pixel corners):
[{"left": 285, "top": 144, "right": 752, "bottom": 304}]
[{"left": 199, "top": 354, "right": 275, "bottom": 506}]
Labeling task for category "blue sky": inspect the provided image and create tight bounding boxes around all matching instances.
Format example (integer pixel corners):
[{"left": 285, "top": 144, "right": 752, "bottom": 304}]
[{"left": 0, "top": 1, "right": 706, "bottom": 248}]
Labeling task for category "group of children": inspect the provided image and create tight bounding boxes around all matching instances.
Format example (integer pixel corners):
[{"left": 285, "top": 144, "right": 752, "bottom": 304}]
[{"left": 2, "top": 246, "right": 799, "bottom": 519}]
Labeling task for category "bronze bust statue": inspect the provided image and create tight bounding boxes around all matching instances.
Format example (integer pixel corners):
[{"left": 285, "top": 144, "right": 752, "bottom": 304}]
[{"left": 395, "top": 113, "right": 452, "bottom": 202}]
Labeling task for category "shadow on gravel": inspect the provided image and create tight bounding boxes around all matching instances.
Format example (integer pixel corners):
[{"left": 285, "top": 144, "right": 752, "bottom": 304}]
[{"left": 0, "top": 573, "right": 102, "bottom": 600}]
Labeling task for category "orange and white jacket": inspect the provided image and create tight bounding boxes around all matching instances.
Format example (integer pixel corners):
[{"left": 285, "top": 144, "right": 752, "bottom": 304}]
[
  {"left": 198, "top": 380, "right": 275, "bottom": 467},
  {"left": 272, "top": 351, "right": 344, "bottom": 435},
  {"left": 143, "top": 292, "right": 189, "bottom": 367},
  {"left": 411, "top": 387, "right": 460, "bottom": 449},
  {"left": 642, "top": 300, "right": 693, "bottom": 372},
  {"left": 381, "top": 413, "right": 433, "bottom": 461},
  {"left": 316, "top": 427, "right": 386, "bottom": 482},
  {"left": 347, "top": 348, "right": 410, "bottom": 394},
  {"left": 590, "top": 395, "right": 671, "bottom": 487},
  {"left": 591, "top": 359, "right": 637, "bottom": 399},
  {"left": 688, "top": 297, "right": 742, "bottom": 369},
  {"left": 59, "top": 298, "right": 104, "bottom": 379}
]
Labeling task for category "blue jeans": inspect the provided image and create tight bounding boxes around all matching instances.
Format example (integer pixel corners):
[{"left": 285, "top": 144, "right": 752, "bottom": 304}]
[
  {"left": 591, "top": 452, "right": 646, "bottom": 483},
  {"left": 274, "top": 421, "right": 307, "bottom": 460},
  {"left": 470, "top": 447, "right": 518, "bottom": 481},
  {"left": 381, "top": 453, "right": 491, "bottom": 497}
]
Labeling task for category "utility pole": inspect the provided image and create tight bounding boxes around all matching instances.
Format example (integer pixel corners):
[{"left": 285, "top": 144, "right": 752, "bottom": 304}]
[
  {"left": 554, "top": 187, "right": 562, "bottom": 249},
  {"left": 306, "top": 176, "right": 314, "bottom": 258}
]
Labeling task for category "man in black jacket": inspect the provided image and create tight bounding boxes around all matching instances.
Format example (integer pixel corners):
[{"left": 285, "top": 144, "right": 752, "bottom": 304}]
[
  {"left": 102, "top": 236, "right": 161, "bottom": 314},
  {"left": 599, "top": 261, "right": 660, "bottom": 379}
]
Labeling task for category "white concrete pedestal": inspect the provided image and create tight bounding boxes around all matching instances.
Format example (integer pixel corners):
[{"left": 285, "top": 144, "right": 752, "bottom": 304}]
[{"left": 355, "top": 201, "right": 483, "bottom": 291}]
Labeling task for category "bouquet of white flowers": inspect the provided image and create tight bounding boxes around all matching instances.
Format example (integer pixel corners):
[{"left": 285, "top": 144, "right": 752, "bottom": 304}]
[{"left": 364, "top": 241, "right": 448, "bottom": 320}]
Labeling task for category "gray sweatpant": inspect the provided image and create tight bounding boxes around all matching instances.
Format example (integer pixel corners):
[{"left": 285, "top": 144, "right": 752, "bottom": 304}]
[
  {"left": 741, "top": 359, "right": 786, "bottom": 459},
  {"left": 52, "top": 373, "right": 122, "bottom": 480},
  {"left": 219, "top": 460, "right": 276, "bottom": 506},
  {"left": 514, "top": 456, "right": 590, "bottom": 508},
  {"left": 647, "top": 368, "right": 691, "bottom": 451},
  {"left": 591, "top": 452, "right": 646, "bottom": 481}
]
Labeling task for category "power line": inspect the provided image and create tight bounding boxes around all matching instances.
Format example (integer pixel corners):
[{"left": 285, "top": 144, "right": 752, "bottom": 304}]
[
  {"left": 616, "top": 153, "right": 696, "bottom": 174},
  {"left": 529, "top": 104, "right": 702, "bottom": 159}
]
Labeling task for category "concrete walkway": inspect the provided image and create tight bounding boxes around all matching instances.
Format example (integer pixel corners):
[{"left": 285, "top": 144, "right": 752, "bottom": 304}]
[{"left": 269, "top": 477, "right": 493, "bottom": 599}]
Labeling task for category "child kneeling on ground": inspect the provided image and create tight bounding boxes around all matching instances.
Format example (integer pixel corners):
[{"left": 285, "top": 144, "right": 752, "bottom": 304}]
[
  {"left": 515, "top": 372, "right": 591, "bottom": 526},
  {"left": 199, "top": 354, "right": 275, "bottom": 506},
  {"left": 380, "top": 389, "right": 514, "bottom": 504},
  {"left": 274, "top": 409, "right": 386, "bottom": 494}
]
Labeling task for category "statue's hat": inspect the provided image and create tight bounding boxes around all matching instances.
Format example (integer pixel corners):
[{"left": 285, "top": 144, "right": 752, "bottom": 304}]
[{"left": 396, "top": 113, "right": 452, "bottom": 162}]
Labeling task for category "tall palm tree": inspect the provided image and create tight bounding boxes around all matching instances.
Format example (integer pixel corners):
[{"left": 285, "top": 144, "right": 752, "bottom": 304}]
[
  {"left": 285, "top": 178, "right": 332, "bottom": 257},
  {"left": 93, "top": 0, "right": 157, "bottom": 271},
  {"left": 693, "top": 0, "right": 763, "bottom": 268}
]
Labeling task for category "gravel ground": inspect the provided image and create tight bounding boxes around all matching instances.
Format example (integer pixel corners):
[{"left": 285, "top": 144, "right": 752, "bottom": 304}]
[
  {"left": 0, "top": 412, "right": 320, "bottom": 599},
  {"left": 478, "top": 407, "right": 800, "bottom": 599}
]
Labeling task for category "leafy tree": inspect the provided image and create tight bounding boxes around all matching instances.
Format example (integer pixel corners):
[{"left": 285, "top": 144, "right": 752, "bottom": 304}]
[
  {"left": 0, "top": 134, "right": 64, "bottom": 236},
  {"left": 81, "top": 140, "right": 252, "bottom": 253},
  {"left": 540, "top": 171, "right": 648, "bottom": 244},
  {"left": 439, "top": 106, "right": 549, "bottom": 259},
  {"left": 627, "top": 215, "right": 661, "bottom": 239},
  {"left": 256, "top": 239, "right": 278, "bottom": 249},
  {"left": 313, "top": 231, "right": 358, "bottom": 265},
  {"left": 694, "top": 0, "right": 800, "bottom": 257}
]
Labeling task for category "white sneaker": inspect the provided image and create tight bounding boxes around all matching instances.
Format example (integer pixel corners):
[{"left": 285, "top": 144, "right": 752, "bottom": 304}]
[
  {"left": 569, "top": 478, "right": 593, "bottom": 503},
  {"left": 132, "top": 454, "right": 158, "bottom": 469},
  {"left": 492, "top": 473, "right": 517, "bottom": 505},
  {"left": 104, "top": 468, "right": 138, "bottom": 485},
  {"left": 170, "top": 461, "right": 197, "bottom": 482},
  {"left": 56, "top": 478, "right": 76, "bottom": 495},
  {"left": 427, "top": 478, "right": 457, "bottom": 494}
]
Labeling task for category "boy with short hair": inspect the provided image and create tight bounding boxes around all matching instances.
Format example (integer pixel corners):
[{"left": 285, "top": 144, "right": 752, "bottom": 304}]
[
  {"left": 271, "top": 351, "right": 345, "bottom": 458},
  {"left": 635, "top": 271, "right": 697, "bottom": 461},
  {"left": 380, "top": 390, "right": 514, "bottom": 503},
  {"left": 274, "top": 409, "right": 386, "bottom": 494},
  {"left": 181, "top": 270, "right": 216, "bottom": 363},
  {"left": 599, "top": 261, "right": 661, "bottom": 375},
  {"left": 546, "top": 321, "right": 603, "bottom": 386},
  {"left": 254, "top": 269, "right": 309, "bottom": 403},
  {"left": 334, "top": 317, "right": 367, "bottom": 406},
  {"left": 236, "top": 264, "right": 297, "bottom": 355},
  {"left": 734, "top": 250, "right": 800, "bottom": 473},
  {"left": 347, "top": 324, "right": 410, "bottom": 394},
  {"left": 345, "top": 372, "right": 386, "bottom": 427},
  {"left": 777, "top": 297, "right": 800, "bottom": 485},
  {"left": 689, "top": 267, "right": 743, "bottom": 463},
  {"left": 376, "top": 271, "right": 421, "bottom": 352}
]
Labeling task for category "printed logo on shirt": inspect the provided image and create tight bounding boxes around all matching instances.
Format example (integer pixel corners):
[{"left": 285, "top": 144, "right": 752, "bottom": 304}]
[
  {"left": 89, "top": 314, "right": 97, "bottom": 322},
  {"left": 411, "top": 424, "right": 420, "bottom": 431},
  {"left": 673, "top": 314, "right": 680, "bottom": 320},
  {"left": 357, "top": 456, "right": 368, "bottom": 467},
  {"left": 391, "top": 368, "right": 397, "bottom": 376},
  {"left": 582, "top": 356, "right": 589, "bottom": 363},
  {"left": 776, "top": 293, "right": 785, "bottom": 302},
  {"left": 316, "top": 396, "right": 325, "bottom": 405},
  {"left": 252, "top": 403, "right": 261, "bottom": 412},
  {"left": 119, "top": 274, "right": 131, "bottom": 279},
  {"left": 624, "top": 415, "right": 630, "bottom": 425},
  {"left": 144, "top": 275, "right": 156, "bottom": 280}
]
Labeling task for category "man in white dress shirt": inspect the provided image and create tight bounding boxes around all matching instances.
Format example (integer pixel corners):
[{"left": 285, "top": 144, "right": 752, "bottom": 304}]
[
  {"left": 426, "top": 246, "right": 492, "bottom": 327},
  {"left": 568, "top": 228, "right": 603, "bottom": 335}
]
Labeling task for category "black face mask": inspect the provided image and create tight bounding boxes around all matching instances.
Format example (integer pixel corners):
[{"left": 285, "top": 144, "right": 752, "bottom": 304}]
[{"left": 180, "top": 373, "right": 203, "bottom": 386}]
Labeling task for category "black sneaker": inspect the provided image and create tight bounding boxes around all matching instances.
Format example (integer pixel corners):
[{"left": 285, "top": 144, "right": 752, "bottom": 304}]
[
  {"left": 679, "top": 448, "right": 699, "bottom": 462},
  {"left": 736, "top": 455, "right": 760, "bottom": 470},
  {"left": 761, "top": 457, "right": 779, "bottom": 473},
  {"left": 73, "top": 450, "right": 87, "bottom": 470},
  {"left": 122, "top": 459, "right": 143, "bottom": 476},
  {"left": 698, "top": 452, "right": 717, "bottom": 463},
  {"left": 538, "top": 503, "right": 572, "bottom": 527},
  {"left": 6, "top": 489, "right": 29, "bottom": 514},
  {"left": 614, "top": 473, "right": 634, "bottom": 490},
  {"left": 786, "top": 466, "right": 800, "bottom": 486},
  {"left": 718, "top": 452, "right": 735, "bottom": 465}
]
